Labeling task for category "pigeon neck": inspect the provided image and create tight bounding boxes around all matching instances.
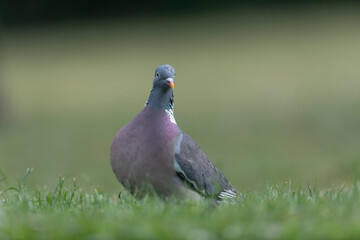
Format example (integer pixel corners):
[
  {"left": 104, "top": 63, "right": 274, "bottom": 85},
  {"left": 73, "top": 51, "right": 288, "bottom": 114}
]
[{"left": 146, "top": 88, "right": 174, "bottom": 111}]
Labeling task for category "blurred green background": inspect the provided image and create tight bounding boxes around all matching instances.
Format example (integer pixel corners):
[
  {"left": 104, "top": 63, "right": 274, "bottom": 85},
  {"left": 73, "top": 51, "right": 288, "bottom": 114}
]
[{"left": 1, "top": 3, "right": 360, "bottom": 194}]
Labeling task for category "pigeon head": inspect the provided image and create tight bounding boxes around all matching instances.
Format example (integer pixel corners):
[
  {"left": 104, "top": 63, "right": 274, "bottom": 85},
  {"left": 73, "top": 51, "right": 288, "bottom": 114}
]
[
  {"left": 146, "top": 64, "right": 176, "bottom": 111},
  {"left": 153, "top": 64, "right": 175, "bottom": 90}
]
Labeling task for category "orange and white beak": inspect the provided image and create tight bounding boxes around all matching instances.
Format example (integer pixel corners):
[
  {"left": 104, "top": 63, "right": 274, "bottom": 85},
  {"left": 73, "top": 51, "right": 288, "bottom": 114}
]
[{"left": 165, "top": 78, "right": 174, "bottom": 89}]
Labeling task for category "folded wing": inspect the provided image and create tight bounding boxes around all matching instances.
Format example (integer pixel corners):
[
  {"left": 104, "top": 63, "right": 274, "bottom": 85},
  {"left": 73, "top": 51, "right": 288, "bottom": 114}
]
[{"left": 174, "top": 132, "right": 239, "bottom": 200}]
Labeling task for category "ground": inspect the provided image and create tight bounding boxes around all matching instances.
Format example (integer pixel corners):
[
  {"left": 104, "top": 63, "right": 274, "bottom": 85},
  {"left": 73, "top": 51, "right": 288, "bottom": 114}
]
[{"left": 1, "top": 170, "right": 359, "bottom": 239}]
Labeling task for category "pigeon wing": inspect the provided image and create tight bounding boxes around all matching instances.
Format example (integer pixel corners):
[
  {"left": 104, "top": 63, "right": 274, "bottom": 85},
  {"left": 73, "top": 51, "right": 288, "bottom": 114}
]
[{"left": 174, "top": 132, "right": 239, "bottom": 200}]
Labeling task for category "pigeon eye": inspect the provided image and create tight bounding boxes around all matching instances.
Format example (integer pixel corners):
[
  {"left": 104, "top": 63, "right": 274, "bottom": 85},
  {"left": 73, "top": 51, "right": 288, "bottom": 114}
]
[{"left": 156, "top": 72, "right": 160, "bottom": 77}]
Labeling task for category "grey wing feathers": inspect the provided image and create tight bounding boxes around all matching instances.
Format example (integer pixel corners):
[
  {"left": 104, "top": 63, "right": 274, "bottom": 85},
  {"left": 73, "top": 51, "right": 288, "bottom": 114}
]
[{"left": 174, "top": 132, "right": 239, "bottom": 200}]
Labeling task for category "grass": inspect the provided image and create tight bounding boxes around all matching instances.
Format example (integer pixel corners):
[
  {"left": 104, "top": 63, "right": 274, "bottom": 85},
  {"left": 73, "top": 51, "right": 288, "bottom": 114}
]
[
  {"left": 1, "top": 168, "right": 360, "bottom": 239},
  {"left": 2, "top": 7, "right": 360, "bottom": 193}
]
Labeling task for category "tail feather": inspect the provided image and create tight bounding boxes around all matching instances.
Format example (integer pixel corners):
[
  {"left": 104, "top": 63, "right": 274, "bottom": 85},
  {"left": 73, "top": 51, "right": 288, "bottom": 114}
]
[{"left": 218, "top": 188, "right": 240, "bottom": 200}]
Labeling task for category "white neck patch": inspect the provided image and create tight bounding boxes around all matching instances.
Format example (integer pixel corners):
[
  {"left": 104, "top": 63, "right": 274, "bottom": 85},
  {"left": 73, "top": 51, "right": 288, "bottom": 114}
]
[
  {"left": 145, "top": 97, "right": 176, "bottom": 125},
  {"left": 165, "top": 108, "right": 177, "bottom": 125}
]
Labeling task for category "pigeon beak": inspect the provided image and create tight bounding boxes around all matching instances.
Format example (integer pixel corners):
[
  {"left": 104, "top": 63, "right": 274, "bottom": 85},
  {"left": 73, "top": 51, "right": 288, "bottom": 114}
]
[{"left": 165, "top": 78, "right": 174, "bottom": 89}]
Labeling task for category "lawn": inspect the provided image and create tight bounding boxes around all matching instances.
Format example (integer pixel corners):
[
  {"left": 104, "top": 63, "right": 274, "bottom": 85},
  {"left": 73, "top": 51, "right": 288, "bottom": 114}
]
[{"left": 1, "top": 169, "right": 360, "bottom": 239}]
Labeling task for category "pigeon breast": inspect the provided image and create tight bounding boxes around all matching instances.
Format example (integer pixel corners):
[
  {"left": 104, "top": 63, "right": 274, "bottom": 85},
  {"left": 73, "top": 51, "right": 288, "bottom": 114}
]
[{"left": 110, "top": 105, "right": 180, "bottom": 197}]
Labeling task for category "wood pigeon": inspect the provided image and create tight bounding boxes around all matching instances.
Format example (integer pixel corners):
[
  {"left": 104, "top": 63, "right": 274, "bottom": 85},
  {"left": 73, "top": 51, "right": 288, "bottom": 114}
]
[{"left": 110, "top": 64, "right": 239, "bottom": 201}]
